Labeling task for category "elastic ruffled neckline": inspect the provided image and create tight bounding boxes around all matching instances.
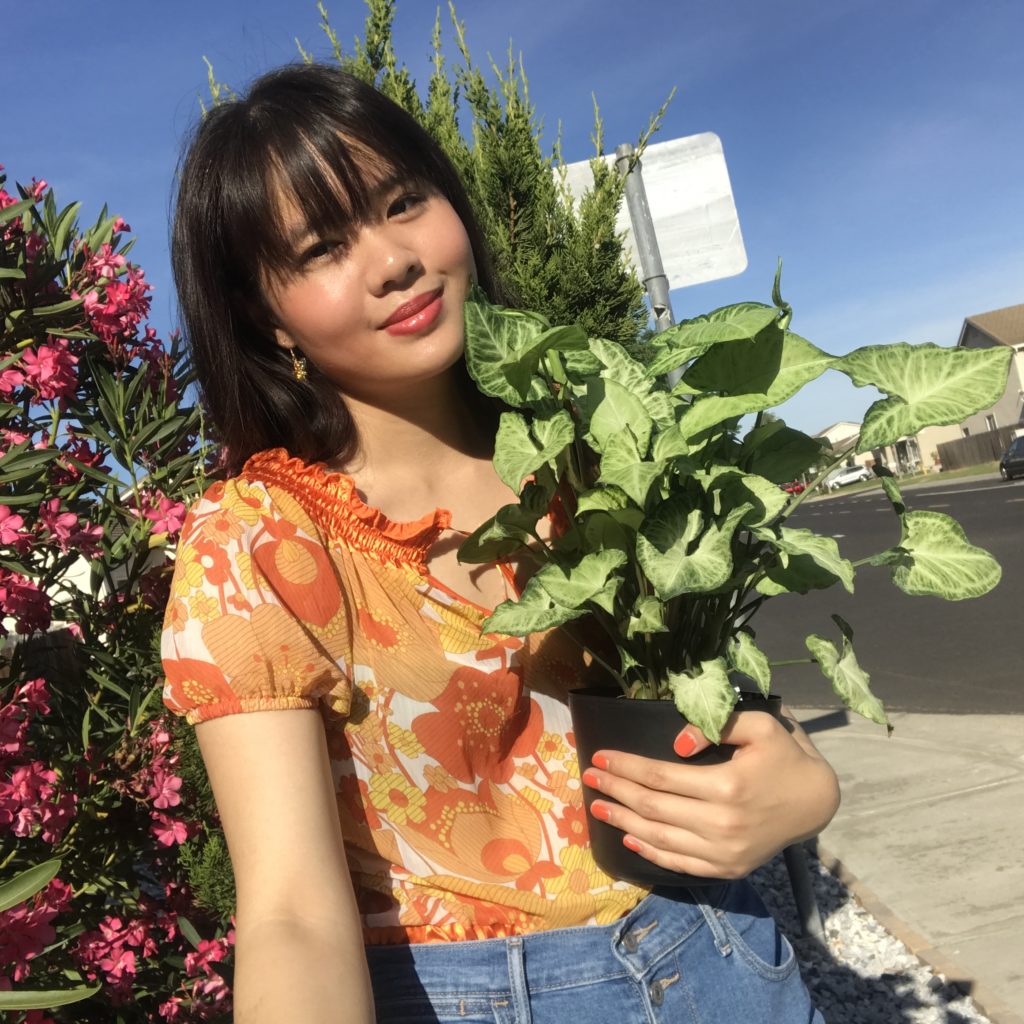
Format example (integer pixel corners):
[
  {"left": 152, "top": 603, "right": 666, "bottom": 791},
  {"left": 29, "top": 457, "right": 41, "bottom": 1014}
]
[{"left": 242, "top": 447, "right": 451, "bottom": 567}]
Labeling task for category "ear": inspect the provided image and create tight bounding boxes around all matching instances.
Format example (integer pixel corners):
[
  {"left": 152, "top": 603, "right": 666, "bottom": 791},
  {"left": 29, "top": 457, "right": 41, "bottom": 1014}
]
[{"left": 273, "top": 327, "right": 296, "bottom": 353}]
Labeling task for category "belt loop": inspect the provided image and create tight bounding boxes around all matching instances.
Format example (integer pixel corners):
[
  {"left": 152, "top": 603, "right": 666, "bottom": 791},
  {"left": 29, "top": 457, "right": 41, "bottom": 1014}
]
[
  {"left": 696, "top": 888, "right": 733, "bottom": 957},
  {"left": 505, "top": 935, "right": 533, "bottom": 1023}
]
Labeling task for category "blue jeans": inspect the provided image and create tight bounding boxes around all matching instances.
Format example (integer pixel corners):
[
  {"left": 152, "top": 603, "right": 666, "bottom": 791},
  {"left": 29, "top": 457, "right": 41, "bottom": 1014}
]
[{"left": 365, "top": 880, "right": 825, "bottom": 1022}]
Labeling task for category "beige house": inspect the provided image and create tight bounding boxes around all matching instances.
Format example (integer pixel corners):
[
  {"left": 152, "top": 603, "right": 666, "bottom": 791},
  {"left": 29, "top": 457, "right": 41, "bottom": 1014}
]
[{"left": 955, "top": 303, "right": 1024, "bottom": 435}]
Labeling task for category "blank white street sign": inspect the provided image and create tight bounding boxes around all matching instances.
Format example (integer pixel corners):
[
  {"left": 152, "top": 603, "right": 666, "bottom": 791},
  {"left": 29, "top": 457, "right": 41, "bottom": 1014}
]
[{"left": 560, "top": 133, "right": 747, "bottom": 289}]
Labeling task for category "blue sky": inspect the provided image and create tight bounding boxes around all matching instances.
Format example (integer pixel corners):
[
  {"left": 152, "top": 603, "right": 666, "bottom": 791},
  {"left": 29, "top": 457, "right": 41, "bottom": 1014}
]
[{"left": 4, "top": 0, "right": 1022, "bottom": 433}]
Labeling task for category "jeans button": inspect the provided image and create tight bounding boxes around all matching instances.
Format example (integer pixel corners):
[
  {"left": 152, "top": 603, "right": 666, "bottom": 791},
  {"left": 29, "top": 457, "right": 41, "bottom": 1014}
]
[
  {"left": 622, "top": 931, "right": 639, "bottom": 953},
  {"left": 648, "top": 980, "right": 665, "bottom": 1007}
]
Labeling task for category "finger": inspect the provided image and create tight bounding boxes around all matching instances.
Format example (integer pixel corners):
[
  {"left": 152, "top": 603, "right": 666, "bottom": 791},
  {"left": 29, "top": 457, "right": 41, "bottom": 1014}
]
[
  {"left": 588, "top": 750, "right": 729, "bottom": 802},
  {"left": 620, "top": 831, "right": 747, "bottom": 880},
  {"left": 672, "top": 724, "right": 711, "bottom": 758},
  {"left": 710, "top": 706, "right": 781, "bottom": 748},
  {"left": 583, "top": 769, "right": 712, "bottom": 829}
]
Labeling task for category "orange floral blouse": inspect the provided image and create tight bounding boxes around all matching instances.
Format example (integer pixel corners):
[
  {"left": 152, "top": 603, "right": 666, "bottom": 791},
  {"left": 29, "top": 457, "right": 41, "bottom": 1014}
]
[{"left": 160, "top": 448, "right": 646, "bottom": 943}]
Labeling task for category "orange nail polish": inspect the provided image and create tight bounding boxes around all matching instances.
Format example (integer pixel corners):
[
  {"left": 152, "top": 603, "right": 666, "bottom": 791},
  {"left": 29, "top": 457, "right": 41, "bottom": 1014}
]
[
  {"left": 590, "top": 802, "right": 611, "bottom": 822},
  {"left": 623, "top": 835, "right": 643, "bottom": 852},
  {"left": 581, "top": 769, "right": 601, "bottom": 789},
  {"left": 592, "top": 752, "right": 609, "bottom": 770},
  {"left": 673, "top": 732, "right": 697, "bottom": 758}
]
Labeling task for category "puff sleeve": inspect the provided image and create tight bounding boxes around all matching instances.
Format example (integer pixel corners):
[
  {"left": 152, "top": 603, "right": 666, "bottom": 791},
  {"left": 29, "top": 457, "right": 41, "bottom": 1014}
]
[{"left": 160, "top": 477, "right": 352, "bottom": 725}]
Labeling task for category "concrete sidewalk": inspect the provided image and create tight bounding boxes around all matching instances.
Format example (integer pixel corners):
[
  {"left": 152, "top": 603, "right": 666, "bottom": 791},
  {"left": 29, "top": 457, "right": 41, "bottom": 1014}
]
[{"left": 792, "top": 709, "right": 1024, "bottom": 1024}]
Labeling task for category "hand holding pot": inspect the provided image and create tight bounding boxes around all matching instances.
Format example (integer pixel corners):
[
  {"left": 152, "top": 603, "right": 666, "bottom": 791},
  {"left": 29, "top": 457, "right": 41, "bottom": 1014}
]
[{"left": 581, "top": 707, "right": 840, "bottom": 880}]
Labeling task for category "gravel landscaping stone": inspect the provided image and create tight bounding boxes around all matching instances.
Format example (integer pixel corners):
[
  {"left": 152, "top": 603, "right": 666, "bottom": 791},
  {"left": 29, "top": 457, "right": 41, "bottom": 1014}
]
[{"left": 751, "top": 851, "right": 993, "bottom": 1024}]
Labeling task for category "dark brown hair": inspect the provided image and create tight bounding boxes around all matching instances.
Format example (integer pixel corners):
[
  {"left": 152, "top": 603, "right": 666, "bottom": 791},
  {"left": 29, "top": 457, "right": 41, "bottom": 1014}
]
[{"left": 171, "top": 63, "right": 502, "bottom": 475}]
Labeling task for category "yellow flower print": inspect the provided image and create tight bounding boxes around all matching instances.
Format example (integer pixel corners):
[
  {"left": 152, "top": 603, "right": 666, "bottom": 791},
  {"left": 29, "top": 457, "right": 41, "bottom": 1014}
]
[
  {"left": 368, "top": 772, "right": 427, "bottom": 826},
  {"left": 166, "top": 599, "right": 189, "bottom": 633},
  {"left": 547, "top": 770, "right": 581, "bottom": 804},
  {"left": 546, "top": 845, "right": 605, "bottom": 897},
  {"left": 423, "top": 764, "right": 457, "bottom": 793},
  {"left": 536, "top": 732, "right": 567, "bottom": 763},
  {"left": 388, "top": 723, "right": 425, "bottom": 758},
  {"left": 187, "top": 591, "right": 220, "bottom": 624},
  {"left": 199, "top": 506, "right": 245, "bottom": 546},
  {"left": 236, "top": 549, "right": 255, "bottom": 590},
  {"left": 220, "top": 479, "right": 269, "bottom": 525},
  {"left": 176, "top": 544, "right": 205, "bottom": 591}
]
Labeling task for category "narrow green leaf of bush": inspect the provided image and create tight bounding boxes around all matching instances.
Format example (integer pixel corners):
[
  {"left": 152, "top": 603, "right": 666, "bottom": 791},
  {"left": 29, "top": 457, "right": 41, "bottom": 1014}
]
[
  {"left": 667, "top": 659, "right": 738, "bottom": 743},
  {"left": 0, "top": 985, "right": 100, "bottom": 1010},
  {"left": 839, "top": 343, "right": 1012, "bottom": 451},
  {"left": 637, "top": 500, "right": 748, "bottom": 599},
  {"left": 0, "top": 859, "right": 62, "bottom": 913},
  {"left": 0, "top": 267, "right": 27, "bottom": 280},
  {"left": 805, "top": 633, "right": 889, "bottom": 729},
  {"left": 0, "top": 196, "right": 34, "bottom": 226},
  {"left": 892, "top": 510, "right": 1001, "bottom": 599},
  {"left": 176, "top": 915, "right": 203, "bottom": 951},
  {"left": 727, "top": 633, "right": 772, "bottom": 696}
]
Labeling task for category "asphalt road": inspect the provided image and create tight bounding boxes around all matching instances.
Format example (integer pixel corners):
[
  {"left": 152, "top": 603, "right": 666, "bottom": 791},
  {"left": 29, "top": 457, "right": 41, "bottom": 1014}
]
[{"left": 753, "top": 474, "right": 1024, "bottom": 714}]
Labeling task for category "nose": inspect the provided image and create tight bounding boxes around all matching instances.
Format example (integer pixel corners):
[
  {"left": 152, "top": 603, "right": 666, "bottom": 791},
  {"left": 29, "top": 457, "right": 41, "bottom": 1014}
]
[{"left": 361, "top": 224, "right": 423, "bottom": 295}]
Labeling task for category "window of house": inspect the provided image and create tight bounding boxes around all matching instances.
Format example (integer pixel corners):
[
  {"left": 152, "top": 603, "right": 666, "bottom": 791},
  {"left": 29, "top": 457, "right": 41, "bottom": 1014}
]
[{"left": 986, "top": 414, "right": 997, "bottom": 432}]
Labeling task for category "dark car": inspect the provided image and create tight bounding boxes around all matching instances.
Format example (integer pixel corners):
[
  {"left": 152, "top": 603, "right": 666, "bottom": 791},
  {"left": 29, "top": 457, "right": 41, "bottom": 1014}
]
[{"left": 999, "top": 436, "right": 1024, "bottom": 480}]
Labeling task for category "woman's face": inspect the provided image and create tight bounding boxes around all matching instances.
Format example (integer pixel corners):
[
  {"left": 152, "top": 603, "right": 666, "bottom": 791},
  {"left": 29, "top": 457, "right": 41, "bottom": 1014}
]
[{"left": 265, "top": 177, "right": 476, "bottom": 402}]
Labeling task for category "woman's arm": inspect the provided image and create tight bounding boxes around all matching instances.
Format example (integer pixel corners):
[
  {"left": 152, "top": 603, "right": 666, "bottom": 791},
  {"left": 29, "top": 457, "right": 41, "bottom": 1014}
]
[
  {"left": 581, "top": 705, "right": 841, "bottom": 878},
  {"left": 196, "top": 709, "right": 375, "bottom": 1024}
]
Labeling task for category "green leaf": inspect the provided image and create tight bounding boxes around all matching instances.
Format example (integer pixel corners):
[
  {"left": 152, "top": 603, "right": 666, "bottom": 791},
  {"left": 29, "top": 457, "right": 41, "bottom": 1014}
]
[
  {"left": 0, "top": 196, "right": 34, "bottom": 226},
  {"left": 741, "top": 420, "right": 826, "bottom": 482},
  {"left": 626, "top": 595, "right": 668, "bottom": 638},
  {"left": 768, "top": 527, "right": 855, "bottom": 593},
  {"left": 711, "top": 470, "right": 788, "bottom": 527},
  {"left": 492, "top": 410, "right": 573, "bottom": 493},
  {"left": 177, "top": 915, "right": 204, "bottom": 950},
  {"left": 463, "top": 298, "right": 548, "bottom": 405},
  {"left": 726, "top": 633, "right": 772, "bottom": 696},
  {"left": 0, "top": 985, "right": 100, "bottom": 1010},
  {"left": 636, "top": 499, "right": 748, "bottom": 599},
  {"left": 892, "top": 510, "right": 1001, "bottom": 599},
  {"left": 575, "top": 485, "right": 630, "bottom": 514},
  {"left": 805, "top": 628, "right": 889, "bottom": 729},
  {"left": 838, "top": 343, "right": 1012, "bottom": 451},
  {"left": 597, "top": 431, "right": 665, "bottom": 507},
  {"left": 678, "top": 332, "right": 834, "bottom": 439},
  {"left": 880, "top": 473, "right": 905, "bottom": 514},
  {"left": 483, "top": 574, "right": 586, "bottom": 636},
  {"left": 0, "top": 859, "right": 62, "bottom": 913},
  {"left": 667, "top": 658, "right": 738, "bottom": 743},
  {"left": 534, "top": 549, "right": 627, "bottom": 608},
  {"left": 0, "top": 267, "right": 27, "bottom": 280},
  {"left": 587, "top": 377, "right": 653, "bottom": 455},
  {"left": 645, "top": 303, "right": 780, "bottom": 378}
]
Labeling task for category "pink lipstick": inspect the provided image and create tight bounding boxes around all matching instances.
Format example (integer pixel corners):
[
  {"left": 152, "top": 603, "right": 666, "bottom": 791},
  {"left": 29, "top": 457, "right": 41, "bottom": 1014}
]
[{"left": 382, "top": 287, "right": 444, "bottom": 336}]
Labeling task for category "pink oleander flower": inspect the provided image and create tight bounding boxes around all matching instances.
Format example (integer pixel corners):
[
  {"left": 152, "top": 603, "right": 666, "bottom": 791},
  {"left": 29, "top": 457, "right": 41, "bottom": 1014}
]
[
  {"left": 0, "top": 428, "right": 30, "bottom": 455},
  {"left": 21, "top": 339, "right": 78, "bottom": 402},
  {"left": 29, "top": 179, "right": 47, "bottom": 201},
  {"left": 0, "top": 570, "right": 51, "bottom": 634},
  {"left": 0, "top": 366, "right": 24, "bottom": 397},
  {"left": 147, "top": 765, "right": 183, "bottom": 810},
  {"left": 52, "top": 434, "right": 109, "bottom": 485},
  {"left": 151, "top": 811, "right": 188, "bottom": 846},
  {"left": 0, "top": 878, "right": 71, "bottom": 982},
  {"left": 37, "top": 497, "right": 78, "bottom": 548},
  {"left": 0, "top": 505, "right": 30, "bottom": 548},
  {"left": 69, "top": 520, "right": 104, "bottom": 558},
  {"left": 142, "top": 495, "right": 187, "bottom": 536},
  {"left": 17, "top": 678, "right": 51, "bottom": 715},
  {"left": 0, "top": 707, "right": 27, "bottom": 757},
  {"left": 112, "top": 216, "right": 130, "bottom": 233},
  {"left": 39, "top": 789, "right": 77, "bottom": 843},
  {"left": 85, "top": 243, "right": 126, "bottom": 281}
]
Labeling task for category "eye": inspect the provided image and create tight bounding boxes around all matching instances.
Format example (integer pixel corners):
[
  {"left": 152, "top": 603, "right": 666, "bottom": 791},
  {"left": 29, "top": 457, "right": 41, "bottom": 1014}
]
[
  {"left": 299, "top": 239, "right": 344, "bottom": 265},
  {"left": 386, "top": 192, "right": 426, "bottom": 218}
]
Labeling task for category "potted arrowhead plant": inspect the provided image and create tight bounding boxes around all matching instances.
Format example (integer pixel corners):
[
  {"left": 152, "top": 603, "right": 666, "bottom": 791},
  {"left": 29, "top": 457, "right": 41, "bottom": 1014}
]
[{"left": 457, "top": 269, "right": 1008, "bottom": 884}]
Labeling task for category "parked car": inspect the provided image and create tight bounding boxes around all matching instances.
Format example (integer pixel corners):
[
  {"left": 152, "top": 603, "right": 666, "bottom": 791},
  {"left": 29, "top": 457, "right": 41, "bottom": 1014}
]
[
  {"left": 781, "top": 480, "right": 806, "bottom": 495},
  {"left": 826, "top": 464, "right": 873, "bottom": 490},
  {"left": 999, "top": 436, "right": 1024, "bottom": 480}
]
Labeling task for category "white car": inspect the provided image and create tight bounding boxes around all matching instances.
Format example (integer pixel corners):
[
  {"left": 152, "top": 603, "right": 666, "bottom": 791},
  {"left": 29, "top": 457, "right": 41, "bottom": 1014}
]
[{"left": 826, "top": 465, "right": 873, "bottom": 490}]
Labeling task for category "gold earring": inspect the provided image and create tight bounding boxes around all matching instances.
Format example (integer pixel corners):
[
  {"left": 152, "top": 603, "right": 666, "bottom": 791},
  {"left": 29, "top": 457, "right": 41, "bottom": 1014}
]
[{"left": 290, "top": 349, "right": 307, "bottom": 382}]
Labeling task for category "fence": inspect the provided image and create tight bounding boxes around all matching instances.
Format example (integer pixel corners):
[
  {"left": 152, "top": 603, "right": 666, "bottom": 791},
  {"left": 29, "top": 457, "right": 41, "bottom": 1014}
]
[{"left": 936, "top": 425, "right": 1018, "bottom": 471}]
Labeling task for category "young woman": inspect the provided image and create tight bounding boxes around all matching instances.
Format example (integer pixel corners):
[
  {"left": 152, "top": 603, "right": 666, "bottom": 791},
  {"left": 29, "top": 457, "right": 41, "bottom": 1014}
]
[{"left": 163, "top": 63, "right": 838, "bottom": 1023}]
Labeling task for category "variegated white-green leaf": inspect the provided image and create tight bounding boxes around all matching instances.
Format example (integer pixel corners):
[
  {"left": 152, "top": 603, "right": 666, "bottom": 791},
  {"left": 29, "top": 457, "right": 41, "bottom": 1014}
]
[
  {"left": 712, "top": 471, "right": 788, "bottom": 527},
  {"left": 534, "top": 550, "right": 627, "bottom": 608},
  {"left": 463, "top": 299, "right": 548, "bottom": 405},
  {"left": 492, "top": 410, "right": 574, "bottom": 494},
  {"left": 652, "top": 422, "right": 698, "bottom": 462},
  {"left": 627, "top": 595, "right": 669, "bottom": 638},
  {"left": 483, "top": 575, "right": 585, "bottom": 636},
  {"left": 892, "top": 510, "right": 1001, "bottom": 599},
  {"left": 637, "top": 501, "right": 749, "bottom": 599},
  {"left": 575, "top": 486, "right": 631, "bottom": 515},
  {"left": 588, "top": 378, "right": 653, "bottom": 456},
  {"left": 880, "top": 474, "right": 905, "bottom": 514},
  {"left": 588, "top": 337, "right": 676, "bottom": 429},
  {"left": 667, "top": 658, "right": 739, "bottom": 743},
  {"left": 727, "top": 633, "right": 772, "bottom": 696},
  {"left": 645, "top": 303, "right": 780, "bottom": 378},
  {"left": 805, "top": 633, "right": 889, "bottom": 729},
  {"left": 598, "top": 432, "right": 665, "bottom": 506},
  {"left": 838, "top": 343, "right": 1012, "bottom": 452},
  {"left": 770, "top": 527, "right": 855, "bottom": 593},
  {"left": 678, "top": 333, "right": 834, "bottom": 439},
  {"left": 741, "top": 420, "right": 826, "bottom": 483}
]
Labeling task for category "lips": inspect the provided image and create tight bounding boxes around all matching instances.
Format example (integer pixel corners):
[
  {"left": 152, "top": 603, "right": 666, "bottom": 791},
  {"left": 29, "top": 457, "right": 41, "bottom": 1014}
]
[{"left": 382, "top": 287, "right": 444, "bottom": 330}]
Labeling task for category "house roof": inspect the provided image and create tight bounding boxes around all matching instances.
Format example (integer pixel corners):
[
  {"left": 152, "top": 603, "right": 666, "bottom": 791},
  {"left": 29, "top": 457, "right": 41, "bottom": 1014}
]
[
  {"left": 813, "top": 420, "right": 860, "bottom": 439},
  {"left": 959, "top": 303, "right": 1024, "bottom": 347}
]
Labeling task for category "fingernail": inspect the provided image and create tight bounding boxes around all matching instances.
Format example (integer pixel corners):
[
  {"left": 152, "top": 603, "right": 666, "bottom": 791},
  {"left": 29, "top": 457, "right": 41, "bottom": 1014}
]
[
  {"left": 673, "top": 732, "right": 697, "bottom": 757},
  {"left": 592, "top": 752, "right": 609, "bottom": 770},
  {"left": 623, "top": 835, "right": 643, "bottom": 852},
  {"left": 581, "top": 769, "right": 601, "bottom": 789},
  {"left": 590, "top": 802, "right": 611, "bottom": 822}
]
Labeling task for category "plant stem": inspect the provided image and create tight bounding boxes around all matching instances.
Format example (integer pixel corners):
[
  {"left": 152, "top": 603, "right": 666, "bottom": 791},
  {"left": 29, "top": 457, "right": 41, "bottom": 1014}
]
[{"left": 767, "top": 657, "right": 817, "bottom": 667}]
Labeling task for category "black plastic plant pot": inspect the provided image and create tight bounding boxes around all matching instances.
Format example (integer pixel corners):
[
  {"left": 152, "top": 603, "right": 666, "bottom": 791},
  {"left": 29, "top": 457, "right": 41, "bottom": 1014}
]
[{"left": 568, "top": 686, "right": 782, "bottom": 889}]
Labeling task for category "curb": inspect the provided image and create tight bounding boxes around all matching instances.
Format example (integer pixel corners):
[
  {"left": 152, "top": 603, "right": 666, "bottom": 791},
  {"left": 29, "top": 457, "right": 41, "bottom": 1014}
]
[{"left": 817, "top": 843, "right": 1024, "bottom": 1024}]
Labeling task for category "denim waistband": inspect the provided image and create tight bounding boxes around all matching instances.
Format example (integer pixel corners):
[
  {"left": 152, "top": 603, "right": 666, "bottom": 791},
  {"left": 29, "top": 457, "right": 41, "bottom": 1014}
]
[{"left": 365, "top": 883, "right": 728, "bottom": 997}]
